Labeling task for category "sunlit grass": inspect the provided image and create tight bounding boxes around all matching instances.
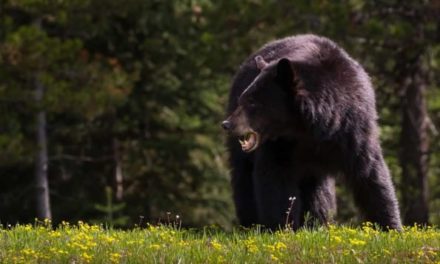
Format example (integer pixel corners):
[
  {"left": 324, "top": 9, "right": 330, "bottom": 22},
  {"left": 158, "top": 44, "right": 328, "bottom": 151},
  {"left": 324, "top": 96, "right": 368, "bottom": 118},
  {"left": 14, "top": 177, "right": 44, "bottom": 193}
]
[{"left": 0, "top": 220, "right": 439, "bottom": 263}]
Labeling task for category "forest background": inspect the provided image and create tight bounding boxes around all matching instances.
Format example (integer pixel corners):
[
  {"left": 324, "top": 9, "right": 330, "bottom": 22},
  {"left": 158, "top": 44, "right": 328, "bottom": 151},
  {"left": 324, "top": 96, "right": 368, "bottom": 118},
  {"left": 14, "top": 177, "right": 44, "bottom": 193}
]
[{"left": 0, "top": 0, "right": 439, "bottom": 229}]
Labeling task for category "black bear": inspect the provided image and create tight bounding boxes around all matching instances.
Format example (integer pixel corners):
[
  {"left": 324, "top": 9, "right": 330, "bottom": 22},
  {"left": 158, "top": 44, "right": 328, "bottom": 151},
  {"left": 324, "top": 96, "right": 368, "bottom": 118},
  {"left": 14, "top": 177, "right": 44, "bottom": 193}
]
[{"left": 222, "top": 34, "right": 402, "bottom": 230}]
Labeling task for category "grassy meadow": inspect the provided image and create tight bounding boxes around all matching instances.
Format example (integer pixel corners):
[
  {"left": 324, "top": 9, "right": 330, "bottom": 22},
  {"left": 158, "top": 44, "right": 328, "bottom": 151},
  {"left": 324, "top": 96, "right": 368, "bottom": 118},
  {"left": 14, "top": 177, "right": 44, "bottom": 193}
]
[{"left": 0, "top": 221, "right": 439, "bottom": 263}]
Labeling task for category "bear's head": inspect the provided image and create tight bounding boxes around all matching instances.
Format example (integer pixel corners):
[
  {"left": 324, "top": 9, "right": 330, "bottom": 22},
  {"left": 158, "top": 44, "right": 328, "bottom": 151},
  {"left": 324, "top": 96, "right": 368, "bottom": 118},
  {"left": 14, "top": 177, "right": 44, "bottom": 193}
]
[{"left": 222, "top": 56, "right": 303, "bottom": 153}]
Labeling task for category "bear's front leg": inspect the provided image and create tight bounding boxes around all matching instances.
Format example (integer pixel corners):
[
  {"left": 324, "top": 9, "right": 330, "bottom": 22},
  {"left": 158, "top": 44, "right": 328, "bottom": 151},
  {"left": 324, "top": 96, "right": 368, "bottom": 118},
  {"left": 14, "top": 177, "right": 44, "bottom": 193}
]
[
  {"left": 228, "top": 138, "right": 259, "bottom": 227},
  {"left": 300, "top": 175, "right": 337, "bottom": 227},
  {"left": 252, "top": 140, "right": 302, "bottom": 230}
]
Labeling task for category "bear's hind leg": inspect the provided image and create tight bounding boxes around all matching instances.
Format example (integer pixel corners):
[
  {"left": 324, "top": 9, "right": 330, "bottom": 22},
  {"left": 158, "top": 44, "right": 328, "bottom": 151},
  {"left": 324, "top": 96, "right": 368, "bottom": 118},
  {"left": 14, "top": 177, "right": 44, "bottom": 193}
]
[{"left": 347, "top": 148, "right": 402, "bottom": 230}]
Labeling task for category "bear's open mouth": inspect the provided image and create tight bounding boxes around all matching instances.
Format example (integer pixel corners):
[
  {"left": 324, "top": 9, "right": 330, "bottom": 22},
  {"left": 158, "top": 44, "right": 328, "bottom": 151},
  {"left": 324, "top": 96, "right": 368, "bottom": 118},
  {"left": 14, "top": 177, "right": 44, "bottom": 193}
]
[{"left": 238, "top": 131, "right": 260, "bottom": 152}]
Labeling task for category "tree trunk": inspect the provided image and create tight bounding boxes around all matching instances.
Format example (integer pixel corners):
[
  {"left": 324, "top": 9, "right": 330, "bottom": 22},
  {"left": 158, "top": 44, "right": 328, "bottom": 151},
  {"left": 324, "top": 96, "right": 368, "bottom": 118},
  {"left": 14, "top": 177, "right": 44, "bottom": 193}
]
[
  {"left": 35, "top": 75, "right": 52, "bottom": 220},
  {"left": 400, "top": 57, "right": 429, "bottom": 225},
  {"left": 113, "top": 139, "right": 124, "bottom": 201}
]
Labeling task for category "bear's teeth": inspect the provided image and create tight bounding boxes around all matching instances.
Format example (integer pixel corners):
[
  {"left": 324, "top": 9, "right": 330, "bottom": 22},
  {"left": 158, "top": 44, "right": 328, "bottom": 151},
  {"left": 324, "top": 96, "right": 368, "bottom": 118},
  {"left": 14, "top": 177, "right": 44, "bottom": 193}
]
[
  {"left": 238, "top": 132, "right": 258, "bottom": 150},
  {"left": 238, "top": 135, "right": 246, "bottom": 145}
]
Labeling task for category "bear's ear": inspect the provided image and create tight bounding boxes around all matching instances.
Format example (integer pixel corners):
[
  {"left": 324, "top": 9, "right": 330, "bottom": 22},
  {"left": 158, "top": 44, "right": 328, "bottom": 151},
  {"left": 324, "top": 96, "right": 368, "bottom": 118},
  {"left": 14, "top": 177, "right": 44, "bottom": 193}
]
[
  {"left": 255, "top": 55, "right": 268, "bottom": 70},
  {"left": 276, "top": 58, "right": 305, "bottom": 95},
  {"left": 276, "top": 58, "right": 294, "bottom": 87}
]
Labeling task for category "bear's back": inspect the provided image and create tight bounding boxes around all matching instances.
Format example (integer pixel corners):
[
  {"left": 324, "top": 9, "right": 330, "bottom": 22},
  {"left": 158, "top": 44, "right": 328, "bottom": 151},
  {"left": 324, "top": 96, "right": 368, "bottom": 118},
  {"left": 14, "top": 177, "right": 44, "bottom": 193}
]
[{"left": 228, "top": 35, "right": 348, "bottom": 115}]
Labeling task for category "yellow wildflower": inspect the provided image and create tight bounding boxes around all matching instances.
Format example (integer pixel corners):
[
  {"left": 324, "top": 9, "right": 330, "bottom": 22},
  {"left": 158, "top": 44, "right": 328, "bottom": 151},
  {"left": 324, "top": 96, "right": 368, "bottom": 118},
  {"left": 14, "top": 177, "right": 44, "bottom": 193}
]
[
  {"left": 271, "top": 254, "right": 279, "bottom": 262},
  {"left": 210, "top": 239, "right": 223, "bottom": 250},
  {"left": 21, "top": 248, "right": 37, "bottom": 256},
  {"left": 178, "top": 240, "right": 189, "bottom": 247},
  {"left": 49, "top": 230, "right": 61, "bottom": 238},
  {"left": 265, "top": 244, "right": 275, "bottom": 252},
  {"left": 58, "top": 249, "right": 68, "bottom": 255},
  {"left": 349, "top": 238, "right": 366, "bottom": 246},
  {"left": 274, "top": 241, "right": 287, "bottom": 251},
  {"left": 331, "top": 236, "right": 342, "bottom": 243},
  {"left": 81, "top": 252, "right": 92, "bottom": 263},
  {"left": 103, "top": 235, "right": 116, "bottom": 243},
  {"left": 110, "top": 252, "right": 122, "bottom": 263},
  {"left": 244, "top": 238, "right": 258, "bottom": 254},
  {"left": 149, "top": 244, "right": 161, "bottom": 250}
]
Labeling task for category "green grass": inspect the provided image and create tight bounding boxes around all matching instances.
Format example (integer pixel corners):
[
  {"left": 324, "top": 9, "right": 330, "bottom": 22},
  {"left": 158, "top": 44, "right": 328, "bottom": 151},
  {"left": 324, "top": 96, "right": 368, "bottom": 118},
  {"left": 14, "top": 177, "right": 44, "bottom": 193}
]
[{"left": 0, "top": 221, "right": 439, "bottom": 263}]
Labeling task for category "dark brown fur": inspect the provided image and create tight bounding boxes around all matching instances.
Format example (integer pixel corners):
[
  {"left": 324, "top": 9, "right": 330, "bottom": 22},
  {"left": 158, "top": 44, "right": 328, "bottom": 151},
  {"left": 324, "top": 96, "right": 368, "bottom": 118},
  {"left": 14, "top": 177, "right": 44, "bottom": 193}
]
[{"left": 223, "top": 34, "right": 402, "bottom": 230}]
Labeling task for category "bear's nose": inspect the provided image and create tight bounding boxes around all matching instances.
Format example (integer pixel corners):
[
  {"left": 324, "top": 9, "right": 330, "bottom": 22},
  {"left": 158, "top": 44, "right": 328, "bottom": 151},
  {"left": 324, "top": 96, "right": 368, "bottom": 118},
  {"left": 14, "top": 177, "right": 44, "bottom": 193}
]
[{"left": 221, "top": 120, "right": 231, "bottom": 131}]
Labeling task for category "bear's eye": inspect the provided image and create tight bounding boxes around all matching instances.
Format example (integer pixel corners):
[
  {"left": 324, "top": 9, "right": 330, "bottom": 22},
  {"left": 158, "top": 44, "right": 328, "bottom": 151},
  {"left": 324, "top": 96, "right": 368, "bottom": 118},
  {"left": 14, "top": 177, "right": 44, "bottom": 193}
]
[
  {"left": 247, "top": 102, "right": 258, "bottom": 110},
  {"left": 245, "top": 101, "right": 260, "bottom": 114},
  {"left": 246, "top": 98, "right": 258, "bottom": 108}
]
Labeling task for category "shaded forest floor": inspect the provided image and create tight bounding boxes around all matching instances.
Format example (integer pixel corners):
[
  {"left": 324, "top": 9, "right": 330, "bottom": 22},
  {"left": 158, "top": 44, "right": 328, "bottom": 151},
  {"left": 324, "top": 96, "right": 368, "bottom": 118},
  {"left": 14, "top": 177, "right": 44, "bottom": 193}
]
[{"left": 0, "top": 221, "right": 439, "bottom": 263}]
